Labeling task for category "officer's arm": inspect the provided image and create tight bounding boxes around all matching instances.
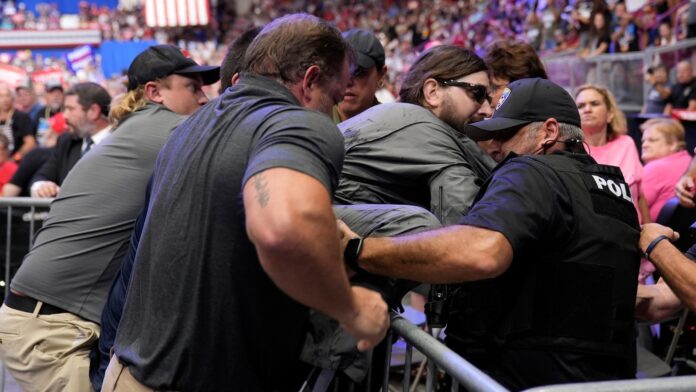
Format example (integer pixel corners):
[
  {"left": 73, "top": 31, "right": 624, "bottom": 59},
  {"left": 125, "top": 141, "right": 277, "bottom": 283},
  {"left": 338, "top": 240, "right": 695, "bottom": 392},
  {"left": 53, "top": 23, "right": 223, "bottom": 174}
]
[
  {"left": 354, "top": 224, "right": 513, "bottom": 283},
  {"left": 244, "top": 167, "right": 388, "bottom": 349}
]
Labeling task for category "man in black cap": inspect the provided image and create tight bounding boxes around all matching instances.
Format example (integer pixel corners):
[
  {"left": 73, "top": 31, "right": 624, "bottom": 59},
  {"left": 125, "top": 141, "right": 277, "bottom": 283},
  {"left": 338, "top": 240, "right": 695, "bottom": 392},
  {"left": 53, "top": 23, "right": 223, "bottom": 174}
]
[
  {"left": 0, "top": 45, "right": 219, "bottom": 392},
  {"left": 339, "top": 78, "right": 642, "bottom": 389},
  {"left": 333, "top": 29, "right": 387, "bottom": 123}
]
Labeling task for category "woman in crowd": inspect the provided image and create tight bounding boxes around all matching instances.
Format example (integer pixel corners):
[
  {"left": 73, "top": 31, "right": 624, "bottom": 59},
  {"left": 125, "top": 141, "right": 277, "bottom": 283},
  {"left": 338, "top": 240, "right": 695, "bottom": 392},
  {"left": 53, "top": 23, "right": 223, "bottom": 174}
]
[
  {"left": 580, "top": 11, "right": 611, "bottom": 57},
  {"left": 640, "top": 118, "right": 692, "bottom": 221},
  {"left": 575, "top": 84, "right": 646, "bottom": 221},
  {"left": 0, "top": 85, "right": 36, "bottom": 161}
]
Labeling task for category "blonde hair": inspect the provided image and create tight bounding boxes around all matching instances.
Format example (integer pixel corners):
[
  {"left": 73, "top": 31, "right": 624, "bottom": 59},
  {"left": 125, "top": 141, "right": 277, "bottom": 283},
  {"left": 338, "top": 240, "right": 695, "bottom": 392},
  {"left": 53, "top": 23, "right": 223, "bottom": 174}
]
[
  {"left": 641, "top": 118, "right": 686, "bottom": 151},
  {"left": 575, "top": 84, "right": 627, "bottom": 141},
  {"left": 109, "top": 77, "right": 171, "bottom": 125},
  {"left": 109, "top": 86, "right": 147, "bottom": 125}
]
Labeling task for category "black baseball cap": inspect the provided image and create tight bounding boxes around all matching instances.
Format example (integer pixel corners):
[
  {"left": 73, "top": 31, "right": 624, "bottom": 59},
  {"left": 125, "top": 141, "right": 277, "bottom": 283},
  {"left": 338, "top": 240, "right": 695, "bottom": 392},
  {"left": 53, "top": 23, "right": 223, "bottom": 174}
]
[
  {"left": 127, "top": 45, "right": 220, "bottom": 91},
  {"left": 343, "top": 29, "right": 385, "bottom": 70},
  {"left": 466, "top": 78, "right": 581, "bottom": 141},
  {"left": 45, "top": 81, "right": 64, "bottom": 93}
]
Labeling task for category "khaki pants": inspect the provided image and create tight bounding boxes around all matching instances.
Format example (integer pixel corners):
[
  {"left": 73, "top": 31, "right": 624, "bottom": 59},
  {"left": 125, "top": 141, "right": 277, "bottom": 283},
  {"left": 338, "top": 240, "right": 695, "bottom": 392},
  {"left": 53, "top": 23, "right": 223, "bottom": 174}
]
[
  {"left": 102, "top": 355, "right": 154, "bottom": 392},
  {"left": 0, "top": 303, "right": 99, "bottom": 392}
]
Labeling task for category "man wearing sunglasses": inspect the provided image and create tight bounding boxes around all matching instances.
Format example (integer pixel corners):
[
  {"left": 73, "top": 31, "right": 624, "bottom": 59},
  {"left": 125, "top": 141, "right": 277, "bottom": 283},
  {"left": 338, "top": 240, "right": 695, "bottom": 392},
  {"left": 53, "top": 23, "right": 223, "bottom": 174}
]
[
  {"left": 335, "top": 44, "right": 495, "bottom": 225},
  {"left": 339, "top": 78, "right": 641, "bottom": 390}
]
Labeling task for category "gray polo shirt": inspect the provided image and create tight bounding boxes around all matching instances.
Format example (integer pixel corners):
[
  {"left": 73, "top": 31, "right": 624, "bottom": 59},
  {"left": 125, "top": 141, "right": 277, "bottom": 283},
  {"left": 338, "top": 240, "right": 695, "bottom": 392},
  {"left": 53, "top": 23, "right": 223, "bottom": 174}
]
[{"left": 11, "top": 103, "right": 185, "bottom": 323}]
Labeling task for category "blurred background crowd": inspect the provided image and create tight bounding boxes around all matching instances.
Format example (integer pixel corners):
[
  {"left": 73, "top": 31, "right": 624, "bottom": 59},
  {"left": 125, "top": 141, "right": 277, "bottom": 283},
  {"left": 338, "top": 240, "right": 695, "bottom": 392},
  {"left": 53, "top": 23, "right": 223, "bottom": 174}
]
[{"left": 0, "top": 0, "right": 693, "bottom": 99}]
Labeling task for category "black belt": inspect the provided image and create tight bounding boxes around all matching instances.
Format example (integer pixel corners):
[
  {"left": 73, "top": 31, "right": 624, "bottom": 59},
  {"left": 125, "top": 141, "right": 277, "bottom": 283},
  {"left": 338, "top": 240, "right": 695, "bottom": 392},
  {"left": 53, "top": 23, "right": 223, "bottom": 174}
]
[{"left": 4, "top": 291, "right": 69, "bottom": 315}]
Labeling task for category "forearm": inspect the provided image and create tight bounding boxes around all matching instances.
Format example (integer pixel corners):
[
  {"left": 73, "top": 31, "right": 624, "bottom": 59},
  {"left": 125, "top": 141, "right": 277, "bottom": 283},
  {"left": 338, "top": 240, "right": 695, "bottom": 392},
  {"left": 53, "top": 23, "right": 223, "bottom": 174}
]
[
  {"left": 635, "top": 281, "right": 683, "bottom": 322},
  {"left": 646, "top": 240, "right": 696, "bottom": 312},
  {"left": 358, "top": 225, "right": 512, "bottom": 283}
]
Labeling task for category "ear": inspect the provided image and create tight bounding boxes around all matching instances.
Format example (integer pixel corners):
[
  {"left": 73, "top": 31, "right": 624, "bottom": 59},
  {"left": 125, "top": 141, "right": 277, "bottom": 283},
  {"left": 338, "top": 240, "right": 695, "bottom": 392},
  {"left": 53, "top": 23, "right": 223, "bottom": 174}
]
[
  {"left": 231, "top": 73, "right": 240, "bottom": 86},
  {"left": 86, "top": 103, "right": 101, "bottom": 121},
  {"left": 299, "top": 65, "right": 323, "bottom": 104},
  {"left": 144, "top": 81, "right": 164, "bottom": 104},
  {"left": 422, "top": 78, "right": 441, "bottom": 109},
  {"left": 378, "top": 65, "right": 388, "bottom": 86},
  {"left": 542, "top": 118, "right": 560, "bottom": 141}
]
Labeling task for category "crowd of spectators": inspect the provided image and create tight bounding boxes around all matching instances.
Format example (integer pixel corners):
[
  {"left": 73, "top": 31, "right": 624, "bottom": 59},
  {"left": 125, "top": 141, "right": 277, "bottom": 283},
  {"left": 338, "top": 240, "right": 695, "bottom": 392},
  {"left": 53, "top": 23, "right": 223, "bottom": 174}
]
[{"left": 1, "top": 0, "right": 695, "bottom": 96}]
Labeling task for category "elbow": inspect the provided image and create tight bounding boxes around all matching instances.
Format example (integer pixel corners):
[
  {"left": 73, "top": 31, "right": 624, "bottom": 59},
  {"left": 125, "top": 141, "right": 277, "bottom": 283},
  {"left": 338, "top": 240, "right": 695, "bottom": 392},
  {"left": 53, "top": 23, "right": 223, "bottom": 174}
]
[
  {"left": 247, "top": 214, "right": 295, "bottom": 256},
  {"left": 448, "top": 253, "right": 508, "bottom": 281},
  {"left": 474, "top": 256, "right": 508, "bottom": 279}
]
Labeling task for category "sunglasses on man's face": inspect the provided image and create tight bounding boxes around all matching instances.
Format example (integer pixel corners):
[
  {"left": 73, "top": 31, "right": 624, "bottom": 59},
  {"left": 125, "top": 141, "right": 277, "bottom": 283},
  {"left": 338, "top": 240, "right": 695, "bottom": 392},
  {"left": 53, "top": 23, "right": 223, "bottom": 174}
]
[{"left": 435, "top": 79, "right": 492, "bottom": 105}]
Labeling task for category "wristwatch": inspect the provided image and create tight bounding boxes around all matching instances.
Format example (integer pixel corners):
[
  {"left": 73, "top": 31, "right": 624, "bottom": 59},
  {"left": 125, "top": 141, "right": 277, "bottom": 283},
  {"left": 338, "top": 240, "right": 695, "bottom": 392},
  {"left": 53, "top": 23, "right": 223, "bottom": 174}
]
[{"left": 344, "top": 237, "right": 366, "bottom": 274}]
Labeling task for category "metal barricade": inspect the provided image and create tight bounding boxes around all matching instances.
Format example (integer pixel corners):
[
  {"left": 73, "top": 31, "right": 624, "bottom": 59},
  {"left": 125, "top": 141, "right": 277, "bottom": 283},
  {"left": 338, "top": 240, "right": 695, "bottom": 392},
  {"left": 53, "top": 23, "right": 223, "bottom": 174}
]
[
  {"left": 0, "top": 197, "right": 53, "bottom": 392},
  {"left": 384, "top": 313, "right": 509, "bottom": 392},
  {"left": 523, "top": 375, "right": 696, "bottom": 392},
  {"left": 0, "top": 197, "right": 52, "bottom": 299},
  {"left": 542, "top": 38, "right": 696, "bottom": 112},
  {"left": 383, "top": 312, "right": 696, "bottom": 392}
]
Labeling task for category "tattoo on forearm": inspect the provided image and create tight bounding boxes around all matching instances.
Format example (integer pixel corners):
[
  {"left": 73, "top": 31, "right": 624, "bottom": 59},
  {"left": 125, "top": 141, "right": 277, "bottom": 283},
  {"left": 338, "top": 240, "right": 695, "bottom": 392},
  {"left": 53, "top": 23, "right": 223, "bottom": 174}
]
[{"left": 254, "top": 173, "right": 270, "bottom": 208}]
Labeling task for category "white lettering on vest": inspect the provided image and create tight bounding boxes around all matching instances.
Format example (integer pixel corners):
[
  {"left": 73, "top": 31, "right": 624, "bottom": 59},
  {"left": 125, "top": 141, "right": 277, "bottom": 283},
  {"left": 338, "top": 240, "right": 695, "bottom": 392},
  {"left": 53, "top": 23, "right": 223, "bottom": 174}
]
[{"left": 592, "top": 175, "right": 632, "bottom": 203}]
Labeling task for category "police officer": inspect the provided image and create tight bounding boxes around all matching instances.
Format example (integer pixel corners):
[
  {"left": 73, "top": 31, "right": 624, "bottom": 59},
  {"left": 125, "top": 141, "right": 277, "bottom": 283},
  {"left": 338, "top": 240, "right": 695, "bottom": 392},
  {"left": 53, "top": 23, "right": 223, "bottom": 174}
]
[{"left": 339, "top": 78, "right": 641, "bottom": 390}]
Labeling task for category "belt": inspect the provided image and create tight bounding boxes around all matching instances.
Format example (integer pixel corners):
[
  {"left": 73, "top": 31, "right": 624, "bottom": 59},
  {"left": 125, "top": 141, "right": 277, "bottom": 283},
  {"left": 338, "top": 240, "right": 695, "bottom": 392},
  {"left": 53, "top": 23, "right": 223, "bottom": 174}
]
[{"left": 4, "top": 291, "right": 69, "bottom": 315}]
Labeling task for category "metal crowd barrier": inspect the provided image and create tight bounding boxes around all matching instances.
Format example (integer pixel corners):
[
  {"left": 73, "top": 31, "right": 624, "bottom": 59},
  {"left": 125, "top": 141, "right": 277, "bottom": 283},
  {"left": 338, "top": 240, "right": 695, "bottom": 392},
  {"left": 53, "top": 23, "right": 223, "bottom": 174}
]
[
  {"left": 0, "top": 197, "right": 53, "bottom": 299},
  {"left": 384, "top": 313, "right": 509, "bottom": 392},
  {"left": 542, "top": 38, "right": 696, "bottom": 112},
  {"left": 384, "top": 312, "right": 696, "bottom": 392},
  {"left": 0, "top": 197, "right": 53, "bottom": 392},
  {"left": 524, "top": 375, "right": 696, "bottom": 392}
]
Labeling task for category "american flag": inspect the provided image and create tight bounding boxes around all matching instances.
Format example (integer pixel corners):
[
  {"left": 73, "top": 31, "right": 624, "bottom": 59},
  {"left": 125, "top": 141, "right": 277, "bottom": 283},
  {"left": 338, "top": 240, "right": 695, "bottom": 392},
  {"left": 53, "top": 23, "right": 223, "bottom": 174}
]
[{"left": 144, "top": 0, "right": 211, "bottom": 27}]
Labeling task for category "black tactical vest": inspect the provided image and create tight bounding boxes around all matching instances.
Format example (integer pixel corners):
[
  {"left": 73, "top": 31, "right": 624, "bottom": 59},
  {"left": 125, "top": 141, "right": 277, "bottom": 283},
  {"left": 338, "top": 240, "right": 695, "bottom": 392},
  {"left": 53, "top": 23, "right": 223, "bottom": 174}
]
[{"left": 447, "top": 152, "right": 640, "bottom": 362}]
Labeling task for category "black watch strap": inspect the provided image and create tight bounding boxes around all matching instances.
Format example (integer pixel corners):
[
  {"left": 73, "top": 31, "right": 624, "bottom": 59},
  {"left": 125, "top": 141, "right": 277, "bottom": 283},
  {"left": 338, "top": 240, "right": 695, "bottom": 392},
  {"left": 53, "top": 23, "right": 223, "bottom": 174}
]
[{"left": 344, "top": 237, "right": 366, "bottom": 274}]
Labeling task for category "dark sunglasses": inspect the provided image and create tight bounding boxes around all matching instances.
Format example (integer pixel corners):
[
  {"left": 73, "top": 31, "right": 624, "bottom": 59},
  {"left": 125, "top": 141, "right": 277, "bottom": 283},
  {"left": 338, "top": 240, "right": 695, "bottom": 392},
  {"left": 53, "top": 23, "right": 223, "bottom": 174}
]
[{"left": 435, "top": 79, "right": 492, "bottom": 105}]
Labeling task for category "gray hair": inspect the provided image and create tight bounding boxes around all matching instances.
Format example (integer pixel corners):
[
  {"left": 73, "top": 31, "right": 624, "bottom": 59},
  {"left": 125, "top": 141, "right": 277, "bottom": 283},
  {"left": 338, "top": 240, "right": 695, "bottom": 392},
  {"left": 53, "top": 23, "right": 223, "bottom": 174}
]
[{"left": 527, "top": 121, "right": 584, "bottom": 142}]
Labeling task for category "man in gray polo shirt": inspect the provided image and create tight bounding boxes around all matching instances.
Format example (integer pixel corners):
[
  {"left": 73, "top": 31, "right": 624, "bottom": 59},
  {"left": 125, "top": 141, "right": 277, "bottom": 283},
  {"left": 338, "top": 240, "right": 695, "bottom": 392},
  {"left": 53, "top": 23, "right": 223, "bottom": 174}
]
[{"left": 0, "top": 45, "right": 219, "bottom": 392}]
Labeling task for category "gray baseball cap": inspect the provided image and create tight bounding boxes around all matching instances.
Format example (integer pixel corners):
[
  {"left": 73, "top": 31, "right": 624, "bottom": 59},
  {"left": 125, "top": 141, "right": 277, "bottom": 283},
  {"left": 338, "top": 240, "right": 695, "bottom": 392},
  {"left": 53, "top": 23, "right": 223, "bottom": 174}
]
[{"left": 343, "top": 29, "right": 385, "bottom": 70}]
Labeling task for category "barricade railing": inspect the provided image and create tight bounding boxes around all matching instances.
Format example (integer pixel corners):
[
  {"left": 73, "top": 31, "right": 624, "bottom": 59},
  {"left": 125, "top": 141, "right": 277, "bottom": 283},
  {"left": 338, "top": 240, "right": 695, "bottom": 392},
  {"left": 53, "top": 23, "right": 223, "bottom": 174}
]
[
  {"left": 0, "top": 197, "right": 53, "bottom": 392},
  {"left": 383, "top": 312, "right": 696, "bottom": 391},
  {"left": 384, "top": 313, "right": 509, "bottom": 392},
  {"left": 542, "top": 38, "right": 696, "bottom": 112},
  {"left": 0, "top": 197, "right": 53, "bottom": 298},
  {"left": 523, "top": 375, "right": 696, "bottom": 392}
]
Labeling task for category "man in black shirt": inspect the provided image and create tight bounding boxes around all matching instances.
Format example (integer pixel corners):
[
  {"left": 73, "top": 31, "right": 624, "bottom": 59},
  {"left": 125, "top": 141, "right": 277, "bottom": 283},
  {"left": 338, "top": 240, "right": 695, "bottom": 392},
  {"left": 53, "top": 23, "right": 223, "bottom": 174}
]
[
  {"left": 340, "top": 78, "right": 641, "bottom": 390},
  {"left": 104, "top": 14, "right": 388, "bottom": 392},
  {"left": 665, "top": 60, "right": 696, "bottom": 115}
]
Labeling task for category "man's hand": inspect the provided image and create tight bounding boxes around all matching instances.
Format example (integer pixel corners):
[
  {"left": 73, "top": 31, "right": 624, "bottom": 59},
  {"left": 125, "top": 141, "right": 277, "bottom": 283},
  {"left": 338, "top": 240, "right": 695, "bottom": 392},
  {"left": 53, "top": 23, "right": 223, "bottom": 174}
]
[
  {"left": 640, "top": 223, "right": 679, "bottom": 254},
  {"left": 676, "top": 174, "right": 695, "bottom": 208},
  {"left": 339, "top": 286, "right": 389, "bottom": 352},
  {"left": 30, "top": 181, "right": 60, "bottom": 198},
  {"left": 336, "top": 219, "right": 357, "bottom": 254}
]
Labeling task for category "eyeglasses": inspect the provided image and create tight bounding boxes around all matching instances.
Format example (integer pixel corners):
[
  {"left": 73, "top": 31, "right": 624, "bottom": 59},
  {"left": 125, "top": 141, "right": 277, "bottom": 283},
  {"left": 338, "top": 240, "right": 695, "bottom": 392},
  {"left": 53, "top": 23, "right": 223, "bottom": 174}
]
[{"left": 435, "top": 79, "right": 492, "bottom": 105}]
